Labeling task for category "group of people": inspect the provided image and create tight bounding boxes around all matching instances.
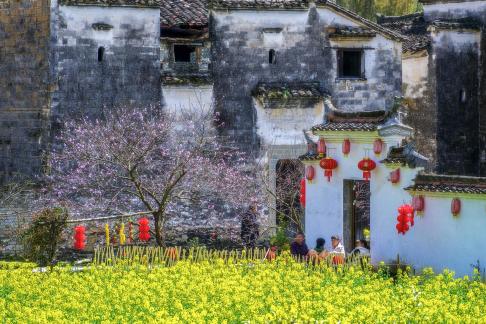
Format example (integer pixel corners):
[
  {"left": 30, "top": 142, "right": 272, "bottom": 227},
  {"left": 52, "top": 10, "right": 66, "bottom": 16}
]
[{"left": 290, "top": 233, "right": 370, "bottom": 262}]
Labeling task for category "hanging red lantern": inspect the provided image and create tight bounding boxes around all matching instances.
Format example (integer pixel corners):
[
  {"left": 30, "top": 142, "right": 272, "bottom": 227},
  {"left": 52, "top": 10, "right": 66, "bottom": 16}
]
[
  {"left": 390, "top": 168, "right": 400, "bottom": 184},
  {"left": 299, "top": 178, "right": 306, "bottom": 207},
  {"left": 319, "top": 157, "right": 338, "bottom": 182},
  {"left": 357, "top": 157, "right": 376, "bottom": 181},
  {"left": 373, "top": 139, "right": 383, "bottom": 155},
  {"left": 138, "top": 217, "right": 151, "bottom": 242},
  {"left": 342, "top": 139, "right": 351, "bottom": 155},
  {"left": 305, "top": 165, "right": 315, "bottom": 182},
  {"left": 396, "top": 204, "right": 414, "bottom": 235},
  {"left": 317, "top": 138, "right": 326, "bottom": 157},
  {"left": 451, "top": 198, "right": 461, "bottom": 216},
  {"left": 412, "top": 195, "right": 425, "bottom": 213},
  {"left": 73, "top": 225, "right": 86, "bottom": 251}
]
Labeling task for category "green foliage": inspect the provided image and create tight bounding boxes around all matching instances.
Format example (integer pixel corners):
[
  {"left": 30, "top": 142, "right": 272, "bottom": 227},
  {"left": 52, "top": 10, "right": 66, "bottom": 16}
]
[
  {"left": 269, "top": 227, "right": 290, "bottom": 251},
  {"left": 336, "top": 0, "right": 422, "bottom": 21},
  {"left": 22, "top": 207, "right": 69, "bottom": 267}
]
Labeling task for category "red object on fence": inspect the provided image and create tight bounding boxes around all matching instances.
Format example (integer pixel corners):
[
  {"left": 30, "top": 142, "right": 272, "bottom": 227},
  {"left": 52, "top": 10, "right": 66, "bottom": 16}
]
[
  {"left": 358, "top": 158, "right": 376, "bottom": 181},
  {"left": 396, "top": 204, "right": 414, "bottom": 235},
  {"left": 342, "top": 139, "right": 351, "bottom": 155},
  {"left": 299, "top": 178, "right": 306, "bottom": 207},
  {"left": 412, "top": 195, "right": 425, "bottom": 213},
  {"left": 373, "top": 139, "right": 383, "bottom": 155},
  {"left": 305, "top": 165, "right": 315, "bottom": 182},
  {"left": 390, "top": 168, "right": 400, "bottom": 184},
  {"left": 317, "top": 138, "right": 326, "bottom": 157},
  {"left": 319, "top": 157, "right": 338, "bottom": 182},
  {"left": 138, "top": 217, "right": 151, "bottom": 242},
  {"left": 73, "top": 226, "right": 86, "bottom": 251},
  {"left": 451, "top": 198, "right": 461, "bottom": 216}
]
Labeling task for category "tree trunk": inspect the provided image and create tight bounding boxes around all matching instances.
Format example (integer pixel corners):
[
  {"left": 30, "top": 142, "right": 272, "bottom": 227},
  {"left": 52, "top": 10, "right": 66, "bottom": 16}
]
[{"left": 153, "top": 211, "right": 166, "bottom": 247}]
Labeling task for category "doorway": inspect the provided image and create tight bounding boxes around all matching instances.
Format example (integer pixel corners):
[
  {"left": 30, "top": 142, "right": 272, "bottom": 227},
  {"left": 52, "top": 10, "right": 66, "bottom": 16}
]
[{"left": 343, "top": 180, "right": 370, "bottom": 253}]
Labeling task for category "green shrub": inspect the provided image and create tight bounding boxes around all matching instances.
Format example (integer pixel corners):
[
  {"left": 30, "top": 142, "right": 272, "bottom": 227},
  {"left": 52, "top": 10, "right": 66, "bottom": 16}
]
[{"left": 22, "top": 207, "right": 69, "bottom": 267}]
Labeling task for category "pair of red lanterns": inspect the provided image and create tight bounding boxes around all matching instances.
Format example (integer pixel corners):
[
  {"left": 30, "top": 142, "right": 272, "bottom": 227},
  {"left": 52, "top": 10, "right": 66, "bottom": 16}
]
[
  {"left": 305, "top": 157, "right": 376, "bottom": 182},
  {"left": 138, "top": 217, "right": 151, "bottom": 242},
  {"left": 396, "top": 204, "right": 415, "bottom": 235},
  {"left": 74, "top": 226, "right": 86, "bottom": 250},
  {"left": 341, "top": 138, "right": 383, "bottom": 156}
]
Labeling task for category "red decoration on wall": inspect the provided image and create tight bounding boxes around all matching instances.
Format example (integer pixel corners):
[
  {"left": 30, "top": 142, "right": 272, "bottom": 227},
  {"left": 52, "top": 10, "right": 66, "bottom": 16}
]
[
  {"left": 299, "top": 178, "right": 306, "bottom": 207},
  {"left": 138, "top": 217, "right": 151, "bottom": 242},
  {"left": 357, "top": 158, "right": 376, "bottom": 181},
  {"left": 319, "top": 157, "right": 338, "bottom": 182},
  {"left": 73, "top": 226, "right": 86, "bottom": 251},
  {"left": 390, "top": 168, "right": 400, "bottom": 184},
  {"left": 305, "top": 165, "right": 315, "bottom": 182},
  {"left": 412, "top": 195, "right": 425, "bottom": 213},
  {"left": 373, "top": 139, "right": 383, "bottom": 154},
  {"left": 317, "top": 138, "right": 326, "bottom": 157},
  {"left": 342, "top": 139, "right": 351, "bottom": 155},
  {"left": 396, "top": 204, "right": 414, "bottom": 235},
  {"left": 451, "top": 198, "right": 461, "bottom": 216}
]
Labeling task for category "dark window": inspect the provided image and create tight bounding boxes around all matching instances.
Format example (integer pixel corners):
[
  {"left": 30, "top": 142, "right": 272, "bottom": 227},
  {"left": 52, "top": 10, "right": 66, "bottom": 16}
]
[
  {"left": 338, "top": 49, "right": 364, "bottom": 79},
  {"left": 174, "top": 45, "right": 196, "bottom": 62},
  {"left": 269, "top": 49, "right": 276, "bottom": 64},
  {"left": 98, "top": 47, "right": 105, "bottom": 62}
]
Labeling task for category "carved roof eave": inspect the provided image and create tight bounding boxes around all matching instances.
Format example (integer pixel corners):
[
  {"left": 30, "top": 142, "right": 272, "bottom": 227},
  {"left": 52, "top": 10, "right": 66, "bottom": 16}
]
[
  {"left": 311, "top": 130, "right": 380, "bottom": 143},
  {"left": 377, "top": 123, "right": 413, "bottom": 138}
]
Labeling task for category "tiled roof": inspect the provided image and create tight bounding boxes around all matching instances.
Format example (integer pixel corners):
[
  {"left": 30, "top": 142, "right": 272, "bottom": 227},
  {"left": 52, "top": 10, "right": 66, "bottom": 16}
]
[
  {"left": 405, "top": 174, "right": 486, "bottom": 195},
  {"left": 377, "top": 13, "right": 430, "bottom": 53},
  {"left": 209, "top": 0, "right": 309, "bottom": 9},
  {"left": 298, "top": 152, "right": 322, "bottom": 161},
  {"left": 252, "top": 82, "right": 323, "bottom": 99},
  {"left": 430, "top": 18, "right": 481, "bottom": 31},
  {"left": 328, "top": 26, "right": 376, "bottom": 39},
  {"left": 381, "top": 144, "right": 428, "bottom": 168},
  {"left": 161, "top": 0, "right": 209, "bottom": 28},
  {"left": 312, "top": 110, "right": 388, "bottom": 132},
  {"left": 59, "top": 0, "right": 160, "bottom": 7}
]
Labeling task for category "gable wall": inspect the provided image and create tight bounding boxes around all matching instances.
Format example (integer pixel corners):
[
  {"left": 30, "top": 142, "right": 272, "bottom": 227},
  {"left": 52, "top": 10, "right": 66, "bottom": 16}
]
[{"left": 211, "top": 7, "right": 402, "bottom": 149}]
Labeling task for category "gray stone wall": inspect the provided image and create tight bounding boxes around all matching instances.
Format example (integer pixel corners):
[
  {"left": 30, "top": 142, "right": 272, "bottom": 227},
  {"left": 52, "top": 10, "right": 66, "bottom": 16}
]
[
  {"left": 211, "top": 7, "right": 402, "bottom": 150},
  {"left": 50, "top": 3, "right": 161, "bottom": 124},
  {"left": 0, "top": 0, "right": 51, "bottom": 182}
]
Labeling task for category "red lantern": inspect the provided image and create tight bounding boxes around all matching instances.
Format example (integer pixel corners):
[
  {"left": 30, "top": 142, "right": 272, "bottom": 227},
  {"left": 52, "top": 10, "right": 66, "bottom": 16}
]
[
  {"left": 73, "top": 226, "right": 86, "bottom": 251},
  {"left": 319, "top": 157, "right": 338, "bottom": 182},
  {"left": 396, "top": 204, "right": 414, "bottom": 235},
  {"left": 390, "top": 168, "right": 400, "bottom": 184},
  {"left": 299, "top": 178, "right": 306, "bottom": 207},
  {"left": 357, "top": 158, "right": 376, "bottom": 181},
  {"left": 342, "top": 139, "right": 351, "bottom": 155},
  {"left": 451, "top": 198, "right": 461, "bottom": 216},
  {"left": 317, "top": 138, "right": 326, "bottom": 157},
  {"left": 373, "top": 139, "right": 383, "bottom": 155},
  {"left": 138, "top": 217, "right": 151, "bottom": 242},
  {"left": 305, "top": 165, "right": 315, "bottom": 182},
  {"left": 412, "top": 195, "right": 425, "bottom": 213}
]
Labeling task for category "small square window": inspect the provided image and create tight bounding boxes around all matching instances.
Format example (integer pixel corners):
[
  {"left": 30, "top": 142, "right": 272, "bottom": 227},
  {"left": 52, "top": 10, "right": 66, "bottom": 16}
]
[
  {"left": 338, "top": 49, "right": 364, "bottom": 79},
  {"left": 173, "top": 45, "right": 196, "bottom": 63}
]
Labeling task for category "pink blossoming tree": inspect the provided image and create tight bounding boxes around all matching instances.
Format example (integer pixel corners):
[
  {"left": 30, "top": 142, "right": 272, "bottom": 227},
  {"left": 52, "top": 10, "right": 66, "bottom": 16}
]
[{"left": 47, "top": 106, "right": 260, "bottom": 246}]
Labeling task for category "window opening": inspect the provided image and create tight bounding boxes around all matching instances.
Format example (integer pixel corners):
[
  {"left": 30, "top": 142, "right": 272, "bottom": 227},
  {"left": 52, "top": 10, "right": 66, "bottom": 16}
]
[
  {"left": 174, "top": 45, "right": 196, "bottom": 63},
  {"left": 338, "top": 49, "right": 364, "bottom": 79},
  {"left": 460, "top": 89, "right": 467, "bottom": 103},
  {"left": 98, "top": 47, "right": 105, "bottom": 62},
  {"left": 269, "top": 49, "right": 276, "bottom": 64}
]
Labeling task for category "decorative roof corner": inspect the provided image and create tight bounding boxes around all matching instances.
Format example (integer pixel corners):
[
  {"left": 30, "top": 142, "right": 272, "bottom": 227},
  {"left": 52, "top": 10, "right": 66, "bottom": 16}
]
[
  {"left": 377, "top": 114, "right": 413, "bottom": 138},
  {"left": 381, "top": 142, "right": 428, "bottom": 168}
]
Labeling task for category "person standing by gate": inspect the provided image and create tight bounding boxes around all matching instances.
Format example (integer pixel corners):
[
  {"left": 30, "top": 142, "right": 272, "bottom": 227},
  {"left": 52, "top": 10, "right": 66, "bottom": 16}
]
[{"left": 241, "top": 203, "right": 259, "bottom": 248}]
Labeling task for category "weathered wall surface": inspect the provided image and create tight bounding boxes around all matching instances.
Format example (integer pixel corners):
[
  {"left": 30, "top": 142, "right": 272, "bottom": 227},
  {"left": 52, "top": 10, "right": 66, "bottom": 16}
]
[
  {"left": 50, "top": 1, "right": 160, "bottom": 124},
  {"left": 211, "top": 7, "right": 402, "bottom": 149},
  {"left": 402, "top": 52, "right": 437, "bottom": 171},
  {"left": 432, "top": 30, "right": 481, "bottom": 175},
  {"left": 423, "top": 1, "right": 486, "bottom": 175},
  {"left": 0, "top": 0, "right": 51, "bottom": 182}
]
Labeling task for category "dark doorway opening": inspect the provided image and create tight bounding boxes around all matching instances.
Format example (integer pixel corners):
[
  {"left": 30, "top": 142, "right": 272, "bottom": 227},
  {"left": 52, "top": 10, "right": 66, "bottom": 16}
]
[
  {"left": 343, "top": 180, "right": 370, "bottom": 253},
  {"left": 275, "top": 159, "right": 304, "bottom": 235},
  {"left": 174, "top": 44, "right": 196, "bottom": 62}
]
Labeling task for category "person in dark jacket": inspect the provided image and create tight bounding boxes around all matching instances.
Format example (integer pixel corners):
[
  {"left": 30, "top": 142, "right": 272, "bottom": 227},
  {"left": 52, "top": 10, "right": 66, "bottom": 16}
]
[
  {"left": 290, "top": 232, "right": 310, "bottom": 258},
  {"left": 240, "top": 203, "right": 259, "bottom": 248}
]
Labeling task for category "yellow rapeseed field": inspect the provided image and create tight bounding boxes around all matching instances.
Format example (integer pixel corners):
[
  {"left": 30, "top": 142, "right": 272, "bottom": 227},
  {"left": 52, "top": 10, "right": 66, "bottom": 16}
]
[{"left": 1, "top": 256, "right": 485, "bottom": 323}]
